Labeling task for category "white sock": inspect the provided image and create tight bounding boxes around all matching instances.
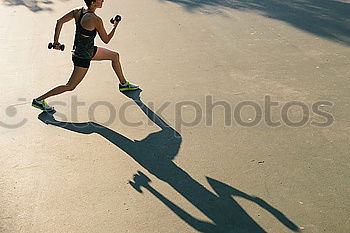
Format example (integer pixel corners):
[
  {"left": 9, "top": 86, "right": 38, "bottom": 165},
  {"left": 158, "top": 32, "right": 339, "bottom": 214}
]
[{"left": 121, "top": 81, "right": 128, "bottom": 86}]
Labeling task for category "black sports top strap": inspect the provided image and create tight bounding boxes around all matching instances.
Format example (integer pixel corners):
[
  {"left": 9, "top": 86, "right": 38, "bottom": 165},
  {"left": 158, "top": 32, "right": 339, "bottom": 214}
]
[
  {"left": 78, "top": 7, "right": 84, "bottom": 22},
  {"left": 78, "top": 7, "right": 89, "bottom": 23}
]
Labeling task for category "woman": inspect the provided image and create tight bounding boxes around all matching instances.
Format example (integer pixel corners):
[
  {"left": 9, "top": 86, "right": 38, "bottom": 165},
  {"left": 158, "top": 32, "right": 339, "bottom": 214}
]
[{"left": 32, "top": 0, "right": 139, "bottom": 112}]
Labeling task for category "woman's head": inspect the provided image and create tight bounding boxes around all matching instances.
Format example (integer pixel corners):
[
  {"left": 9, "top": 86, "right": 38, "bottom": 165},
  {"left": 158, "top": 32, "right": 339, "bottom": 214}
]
[
  {"left": 84, "top": 0, "right": 94, "bottom": 7},
  {"left": 84, "top": 0, "right": 104, "bottom": 8}
]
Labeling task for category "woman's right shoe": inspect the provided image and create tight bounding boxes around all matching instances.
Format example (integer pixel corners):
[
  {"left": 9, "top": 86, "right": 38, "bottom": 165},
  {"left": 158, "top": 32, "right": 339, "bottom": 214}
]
[
  {"left": 119, "top": 81, "right": 139, "bottom": 92},
  {"left": 32, "top": 99, "right": 55, "bottom": 112}
]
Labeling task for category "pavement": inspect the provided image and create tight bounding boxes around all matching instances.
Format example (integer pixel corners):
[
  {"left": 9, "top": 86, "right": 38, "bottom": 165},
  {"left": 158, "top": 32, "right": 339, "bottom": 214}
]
[{"left": 0, "top": 0, "right": 349, "bottom": 232}]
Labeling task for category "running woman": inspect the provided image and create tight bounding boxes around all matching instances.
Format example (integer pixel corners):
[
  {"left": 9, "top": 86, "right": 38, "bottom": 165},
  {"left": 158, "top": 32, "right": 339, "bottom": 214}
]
[{"left": 32, "top": 0, "right": 139, "bottom": 112}]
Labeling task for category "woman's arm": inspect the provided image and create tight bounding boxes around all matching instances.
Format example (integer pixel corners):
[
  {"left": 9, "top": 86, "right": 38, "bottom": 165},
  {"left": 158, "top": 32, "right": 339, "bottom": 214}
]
[
  {"left": 53, "top": 9, "right": 77, "bottom": 44},
  {"left": 95, "top": 16, "right": 118, "bottom": 44}
]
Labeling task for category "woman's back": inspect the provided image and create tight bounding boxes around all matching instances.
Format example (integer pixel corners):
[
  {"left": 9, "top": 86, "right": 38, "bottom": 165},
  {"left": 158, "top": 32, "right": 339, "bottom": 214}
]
[{"left": 72, "top": 7, "right": 97, "bottom": 59}]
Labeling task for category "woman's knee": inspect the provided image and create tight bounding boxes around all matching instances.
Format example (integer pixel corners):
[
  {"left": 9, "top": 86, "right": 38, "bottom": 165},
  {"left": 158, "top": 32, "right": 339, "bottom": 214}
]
[
  {"left": 64, "top": 84, "right": 76, "bottom": 91},
  {"left": 112, "top": 52, "right": 120, "bottom": 61}
]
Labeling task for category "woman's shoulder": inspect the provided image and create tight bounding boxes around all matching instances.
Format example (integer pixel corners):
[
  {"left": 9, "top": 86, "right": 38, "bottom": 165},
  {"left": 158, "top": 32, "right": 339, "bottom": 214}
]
[
  {"left": 72, "top": 7, "right": 99, "bottom": 21},
  {"left": 72, "top": 7, "right": 83, "bottom": 21},
  {"left": 72, "top": 6, "right": 84, "bottom": 14}
]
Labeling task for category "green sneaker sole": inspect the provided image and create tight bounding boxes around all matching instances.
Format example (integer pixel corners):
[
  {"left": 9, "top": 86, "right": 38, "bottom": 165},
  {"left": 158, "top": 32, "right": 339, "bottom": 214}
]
[
  {"left": 32, "top": 104, "right": 55, "bottom": 112},
  {"left": 119, "top": 87, "right": 139, "bottom": 92}
]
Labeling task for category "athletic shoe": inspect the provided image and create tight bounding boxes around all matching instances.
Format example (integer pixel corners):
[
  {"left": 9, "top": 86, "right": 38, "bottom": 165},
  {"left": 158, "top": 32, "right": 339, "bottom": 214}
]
[
  {"left": 32, "top": 99, "right": 55, "bottom": 112},
  {"left": 119, "top": 81, "right": 139, "bottom": 92}
]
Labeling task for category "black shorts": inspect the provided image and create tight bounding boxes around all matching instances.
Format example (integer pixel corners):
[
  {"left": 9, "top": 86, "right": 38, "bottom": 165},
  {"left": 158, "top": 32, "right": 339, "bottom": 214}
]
[{"left": 72, "top": 46, "right": 98, "bottom": 68}]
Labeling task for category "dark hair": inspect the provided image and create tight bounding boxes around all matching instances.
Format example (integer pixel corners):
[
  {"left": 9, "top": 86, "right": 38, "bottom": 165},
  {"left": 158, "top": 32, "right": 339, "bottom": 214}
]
[{"left": 84, "top": 0, "right": 96, "bottom": 7}]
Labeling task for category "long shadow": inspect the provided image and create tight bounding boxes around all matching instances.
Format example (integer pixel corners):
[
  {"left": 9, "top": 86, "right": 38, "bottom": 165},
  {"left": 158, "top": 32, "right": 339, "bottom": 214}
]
[
  {"left": 38, "top": 90, "right": 299, "bottom": 232},
  {"left": 2, "top": 0, "right": 55, "bottom": 12},
  {"left": 160, "top": 0, "right": 350, "bottom": 46}
]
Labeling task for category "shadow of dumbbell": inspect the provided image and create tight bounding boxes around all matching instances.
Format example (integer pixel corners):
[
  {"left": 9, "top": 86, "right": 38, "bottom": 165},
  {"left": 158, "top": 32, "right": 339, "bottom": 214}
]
[{"left": 129, "top": 171, "right": 151, "bottom": 193}]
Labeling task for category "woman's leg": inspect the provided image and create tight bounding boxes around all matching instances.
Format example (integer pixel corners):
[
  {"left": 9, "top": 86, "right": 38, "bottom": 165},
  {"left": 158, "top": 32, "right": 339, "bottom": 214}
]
[
  {"left": 36, "top": 66, "right": 88, "bottom": 101},
  {"left": 92, "top": 47, "right": 127, "bottom": 84}
]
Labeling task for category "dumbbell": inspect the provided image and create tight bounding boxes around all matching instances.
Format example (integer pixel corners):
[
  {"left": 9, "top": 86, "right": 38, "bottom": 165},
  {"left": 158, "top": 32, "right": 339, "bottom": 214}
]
[
  {"left": 110, "top": 15, "right": 122, "bottom": 24},
  {"left": 48, "top": 42, "right": 65, "bottom": 51},
  {"left": 129, "top": 171, "right": 151, "bottom": 193}
]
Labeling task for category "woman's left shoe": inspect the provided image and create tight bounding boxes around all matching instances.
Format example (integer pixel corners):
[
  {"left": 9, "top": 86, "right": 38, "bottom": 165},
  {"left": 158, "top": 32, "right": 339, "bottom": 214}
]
[{"left": 32, "top": 99, "right": 55, "bottom": 112}]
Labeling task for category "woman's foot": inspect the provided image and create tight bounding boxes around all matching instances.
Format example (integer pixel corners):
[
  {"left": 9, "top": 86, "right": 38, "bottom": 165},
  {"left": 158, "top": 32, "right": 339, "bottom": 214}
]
[
  {"left": 119, "top": 81, "right": 139, "bottom": 92},
  {"left": 32, "top": 99, "right": 55, "bottom": 112}
]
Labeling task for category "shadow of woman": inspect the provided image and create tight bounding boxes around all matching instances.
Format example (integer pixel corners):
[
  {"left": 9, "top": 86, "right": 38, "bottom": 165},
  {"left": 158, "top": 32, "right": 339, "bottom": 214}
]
[
  {"left": 160, "top": 0, "right": 350, "bottom": 46},
  {"left": 38, "top": 90, "right": 299, "bottom": 232}
]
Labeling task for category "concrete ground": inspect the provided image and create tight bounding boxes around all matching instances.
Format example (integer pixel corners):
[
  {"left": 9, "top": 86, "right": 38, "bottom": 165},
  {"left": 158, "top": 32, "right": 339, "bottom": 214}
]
[{"left": 1, "top": 0, "right": 349, "bottom": 232}]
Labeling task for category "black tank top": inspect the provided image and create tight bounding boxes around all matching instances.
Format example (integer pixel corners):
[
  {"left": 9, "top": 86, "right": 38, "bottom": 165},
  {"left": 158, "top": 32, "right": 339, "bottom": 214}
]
[{"left": 72, "top": 8, "right": 97, "bottom": 59}]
